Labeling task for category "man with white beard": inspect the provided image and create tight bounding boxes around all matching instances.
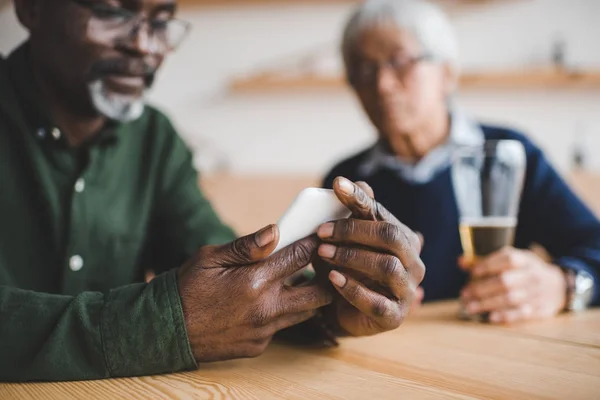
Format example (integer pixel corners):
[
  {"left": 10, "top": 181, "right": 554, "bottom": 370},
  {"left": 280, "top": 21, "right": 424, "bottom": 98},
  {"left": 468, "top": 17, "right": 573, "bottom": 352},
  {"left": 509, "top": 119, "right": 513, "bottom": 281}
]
[{"left": 0, "top": 0, "right": 426, "bottom": 382}]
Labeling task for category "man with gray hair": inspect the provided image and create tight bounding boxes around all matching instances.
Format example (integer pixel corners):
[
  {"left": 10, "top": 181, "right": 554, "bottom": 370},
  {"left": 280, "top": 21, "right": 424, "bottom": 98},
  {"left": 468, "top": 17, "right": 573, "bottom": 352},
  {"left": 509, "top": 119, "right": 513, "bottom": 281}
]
[
  {"left": 325, "top": 0, "right": 600, "bottom": 322},
  {"left": 0, "top": 0, "right": 426, "bottom": 381}
]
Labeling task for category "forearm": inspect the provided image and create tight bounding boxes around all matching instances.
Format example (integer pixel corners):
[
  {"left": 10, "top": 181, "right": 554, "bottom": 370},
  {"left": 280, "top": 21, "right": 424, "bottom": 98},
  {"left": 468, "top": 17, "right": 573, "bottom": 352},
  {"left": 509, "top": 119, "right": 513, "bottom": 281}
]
[{"left": 0, "top": 269, "right": 196, "bottom": 382}]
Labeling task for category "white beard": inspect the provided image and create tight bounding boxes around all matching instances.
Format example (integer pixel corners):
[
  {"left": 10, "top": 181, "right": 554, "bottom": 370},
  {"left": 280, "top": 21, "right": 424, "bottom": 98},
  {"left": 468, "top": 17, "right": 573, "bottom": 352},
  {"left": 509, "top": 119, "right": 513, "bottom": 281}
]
[{"left": 88, "top": 79, "right": 146, "bottom": 122}]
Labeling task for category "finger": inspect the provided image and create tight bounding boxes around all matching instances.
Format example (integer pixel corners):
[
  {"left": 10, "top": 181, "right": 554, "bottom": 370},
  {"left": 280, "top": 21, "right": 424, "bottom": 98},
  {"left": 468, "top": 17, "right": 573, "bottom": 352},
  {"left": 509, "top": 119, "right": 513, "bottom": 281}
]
[
  {"left": 269, "top": 310, "right": 318, "bottom": 334},
  {"left": 318, "top": 244, "right": 410, "bottom": 298},
  {"left": 489, "top": 304, "right": 534, "bottom": 324},
  {"left": 415, "top": 286, "right": 424, "bottom": 302},
  {"left": 329, "top": 270, "right": 404, "bottom": 330},
  {"left": 333, "top": 177, "right": 402, "bottom": 226},
  {"left": 318, "top": 219, "right": 414, "bottom": 257},
  {"left": 415, "top": 232, "right": 424, "bottom": 250},
  {"left": 267, "top": 235, "right": 320, "bottom": 281},
  {"left": 410, "top": 287, "right": 424, "bottom": 313},
  {"left": 332, "top": 177, "right": 378, "bottom": 221},
  {"left": 355, "top": 181, "right": 375, "bottom": 199},
  {"left": 331, "top": 177, "right": 421, "bottom": 254},
  {"left": 462, "top": 269, "right": 529, "bottom": 300},
  {"left": 203, "top": 224, "right": 280, "bottom": 267},
  {"left": 457, "top": 255, "right": 473, "bottom": 271},
  {"left": 464, "top": 289, "right": 531, "bottom": 314},
  {"left": 318, "top": 219, "right": 424, "bottom": 280},
  {"left": 281, "top": 285, "right": 333, "bottom": 314},
  {"left": 471, "top": 247, "right": 528, "bottom": 279}
]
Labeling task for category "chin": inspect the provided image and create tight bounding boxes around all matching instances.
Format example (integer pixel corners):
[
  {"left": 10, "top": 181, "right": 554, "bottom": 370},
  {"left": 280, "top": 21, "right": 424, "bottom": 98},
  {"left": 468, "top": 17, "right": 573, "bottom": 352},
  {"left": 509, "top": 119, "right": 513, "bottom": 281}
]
[
  {"left": 383, "top": 118, "right": 415, "bottom": 138},
  {"left": 88, "top": 79, "right": 146, "bottom": 122}
]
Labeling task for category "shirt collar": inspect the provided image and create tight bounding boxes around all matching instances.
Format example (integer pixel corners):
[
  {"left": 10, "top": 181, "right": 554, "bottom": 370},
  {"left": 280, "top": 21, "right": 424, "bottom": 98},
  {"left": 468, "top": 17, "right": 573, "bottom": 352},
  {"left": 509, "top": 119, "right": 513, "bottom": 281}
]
[
  {"left": 358, "top": 107, "right": 485, "bottom": 184},
  {"left": 7, "top": 42, "right": 119, "bottom": 148}
]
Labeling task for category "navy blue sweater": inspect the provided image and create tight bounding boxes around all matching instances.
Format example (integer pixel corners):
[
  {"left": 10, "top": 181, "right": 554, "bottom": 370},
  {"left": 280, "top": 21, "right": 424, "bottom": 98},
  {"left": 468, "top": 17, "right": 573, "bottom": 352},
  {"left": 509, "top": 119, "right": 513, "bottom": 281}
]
[{"left": 324, "top": 126, "right": 600, "bottom": 305}]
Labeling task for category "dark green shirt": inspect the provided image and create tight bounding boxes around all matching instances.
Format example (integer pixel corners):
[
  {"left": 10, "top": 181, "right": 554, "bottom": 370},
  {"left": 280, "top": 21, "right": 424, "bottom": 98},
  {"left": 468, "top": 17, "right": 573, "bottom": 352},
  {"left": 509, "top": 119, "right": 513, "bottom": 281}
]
[{"left": 0, "top": 44, "right": 236, "bottom": 381}]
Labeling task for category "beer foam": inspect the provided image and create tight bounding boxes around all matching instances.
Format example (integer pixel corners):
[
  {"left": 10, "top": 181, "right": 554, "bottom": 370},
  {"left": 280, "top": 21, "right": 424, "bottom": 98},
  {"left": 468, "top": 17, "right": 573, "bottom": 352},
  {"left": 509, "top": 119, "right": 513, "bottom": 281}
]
[{"left": 460, "top": 216, "right": 517, "bottom": 227}]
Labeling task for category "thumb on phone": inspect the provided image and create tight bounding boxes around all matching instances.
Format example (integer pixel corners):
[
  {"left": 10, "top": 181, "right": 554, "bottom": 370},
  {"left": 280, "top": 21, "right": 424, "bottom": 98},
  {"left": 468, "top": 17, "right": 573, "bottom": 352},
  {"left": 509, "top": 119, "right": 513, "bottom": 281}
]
[
  {"left": 204, "top": 224, "right": 280, "bottom": 267},
  {"left": 410, "top": 287, "right": 425, "bottom": 314}
]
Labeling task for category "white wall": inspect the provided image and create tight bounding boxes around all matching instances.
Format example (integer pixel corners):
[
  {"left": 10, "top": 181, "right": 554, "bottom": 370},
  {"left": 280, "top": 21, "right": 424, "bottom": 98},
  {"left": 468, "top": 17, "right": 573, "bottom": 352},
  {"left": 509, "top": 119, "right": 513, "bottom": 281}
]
[{"left": 1, "top": 0, "right": 599, "bottom": 174}]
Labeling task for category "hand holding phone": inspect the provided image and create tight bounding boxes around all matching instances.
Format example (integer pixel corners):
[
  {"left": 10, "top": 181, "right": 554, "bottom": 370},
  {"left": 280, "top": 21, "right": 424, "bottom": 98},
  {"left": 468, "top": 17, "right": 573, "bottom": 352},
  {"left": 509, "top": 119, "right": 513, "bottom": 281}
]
[{"left": 273, "top": 188, "right": 351, "bottom": 254}]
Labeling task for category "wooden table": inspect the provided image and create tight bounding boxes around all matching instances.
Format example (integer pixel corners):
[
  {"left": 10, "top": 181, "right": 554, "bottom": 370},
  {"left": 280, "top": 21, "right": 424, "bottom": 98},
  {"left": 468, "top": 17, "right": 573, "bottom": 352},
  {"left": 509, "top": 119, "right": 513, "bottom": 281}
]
[{"left": 3, "top": 301, "right": 600, "bottom": 400}]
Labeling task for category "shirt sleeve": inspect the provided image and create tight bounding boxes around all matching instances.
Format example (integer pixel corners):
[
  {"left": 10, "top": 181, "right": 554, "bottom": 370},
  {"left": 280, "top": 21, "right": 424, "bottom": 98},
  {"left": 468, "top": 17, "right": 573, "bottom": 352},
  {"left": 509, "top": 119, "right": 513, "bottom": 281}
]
[
  {"left": 143, "top": 118, "right": 237, "bottom": 273},
  {"left": 0, "top": 269, "right": 197, "bottom": 382},
  {"left": 517, "top": 142, "right": 600, "bottom": 306}
]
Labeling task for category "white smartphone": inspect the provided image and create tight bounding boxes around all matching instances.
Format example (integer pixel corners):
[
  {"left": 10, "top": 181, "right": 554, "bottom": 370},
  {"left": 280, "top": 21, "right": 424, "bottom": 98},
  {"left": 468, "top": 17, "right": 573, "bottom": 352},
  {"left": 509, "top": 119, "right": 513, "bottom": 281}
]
[{"left": 273, "top": 188, "right": 352, "bottom": 254}]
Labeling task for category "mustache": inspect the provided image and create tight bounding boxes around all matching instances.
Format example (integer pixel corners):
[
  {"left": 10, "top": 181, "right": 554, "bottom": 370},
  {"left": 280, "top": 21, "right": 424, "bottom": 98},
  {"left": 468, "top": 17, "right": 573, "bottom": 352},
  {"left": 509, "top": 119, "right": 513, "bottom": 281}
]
[{"left": 90, "top": 58, "right": 157, "bottom": 85}]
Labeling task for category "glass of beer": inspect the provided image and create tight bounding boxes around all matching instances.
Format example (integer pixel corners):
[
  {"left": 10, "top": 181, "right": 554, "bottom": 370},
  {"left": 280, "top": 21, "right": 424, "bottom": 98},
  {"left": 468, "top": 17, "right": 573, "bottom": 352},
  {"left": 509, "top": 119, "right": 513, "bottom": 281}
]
[{"left": 452, "top": 140, "right": 527, "bottom": 321}]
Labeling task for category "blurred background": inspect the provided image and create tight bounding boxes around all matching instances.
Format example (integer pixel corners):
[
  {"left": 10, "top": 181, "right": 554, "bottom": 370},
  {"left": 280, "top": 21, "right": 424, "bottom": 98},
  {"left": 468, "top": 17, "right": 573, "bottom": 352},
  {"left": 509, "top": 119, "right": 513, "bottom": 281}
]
[{"left": 1, "top": 0, "right": 599, "bottom": 233}]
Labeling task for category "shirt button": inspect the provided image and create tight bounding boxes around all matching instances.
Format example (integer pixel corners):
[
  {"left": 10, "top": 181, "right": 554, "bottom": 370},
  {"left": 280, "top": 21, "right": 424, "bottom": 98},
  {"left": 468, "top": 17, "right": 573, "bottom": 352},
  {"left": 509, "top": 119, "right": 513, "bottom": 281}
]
[
  {"left": 36, "top": 128, "right": 46, "bottom": 139},
  {"left": 74, "top": 178, "right": 85, "bottom": 193},
  {"left": 51, "top": 128, "right": 61, "bottom": 140},
  {"left": 69, "top": 255, "right": 84, "bottom": 272}
]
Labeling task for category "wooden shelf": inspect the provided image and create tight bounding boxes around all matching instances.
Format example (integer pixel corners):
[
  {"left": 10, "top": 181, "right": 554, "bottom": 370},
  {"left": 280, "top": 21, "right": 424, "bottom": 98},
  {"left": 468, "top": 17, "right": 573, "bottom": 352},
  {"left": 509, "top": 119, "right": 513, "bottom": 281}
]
[
  {"left": 229, "top": 68, "right": 600, "bottom": 93},
  {"left": 180, "top": 0, "right": 508, "bottom": 7},
  {"left": 230, "top": 74, "right": 346, "bottom": 92},
  {"left": 460, "top": 68, "right": 600, "bottom": 89},
  {"left": 180, "top": 0, "right": 351, "bottom": 4}
]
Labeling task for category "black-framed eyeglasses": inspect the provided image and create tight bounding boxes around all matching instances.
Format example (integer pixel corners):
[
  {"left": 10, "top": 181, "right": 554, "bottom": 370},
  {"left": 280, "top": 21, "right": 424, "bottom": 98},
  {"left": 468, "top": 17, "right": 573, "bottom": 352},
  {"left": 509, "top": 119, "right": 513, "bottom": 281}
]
[
  {"left": 348, "top": 53, "right": 434, "bottom": 87},
  {"left": 70, "top": 0, "right": 191, "bottom": 53}
]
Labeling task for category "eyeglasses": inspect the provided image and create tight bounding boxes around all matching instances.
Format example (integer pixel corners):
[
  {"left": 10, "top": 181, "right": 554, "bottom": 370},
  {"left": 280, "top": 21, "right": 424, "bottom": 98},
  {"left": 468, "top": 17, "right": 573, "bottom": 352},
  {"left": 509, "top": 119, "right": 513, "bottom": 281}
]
[
  {"left": 349, "top": 53, "right": 433, "bottom": 87},
  {"left": 71, "top": 0, "right": 191, "bottom": 53}
]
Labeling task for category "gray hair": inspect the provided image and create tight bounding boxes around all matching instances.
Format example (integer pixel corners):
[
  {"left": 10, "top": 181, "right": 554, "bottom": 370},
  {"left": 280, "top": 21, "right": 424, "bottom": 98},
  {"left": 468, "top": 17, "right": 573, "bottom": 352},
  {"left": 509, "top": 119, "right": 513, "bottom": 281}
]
[{"left": 342, "top": 0, "right": 459, "bottom": 71}]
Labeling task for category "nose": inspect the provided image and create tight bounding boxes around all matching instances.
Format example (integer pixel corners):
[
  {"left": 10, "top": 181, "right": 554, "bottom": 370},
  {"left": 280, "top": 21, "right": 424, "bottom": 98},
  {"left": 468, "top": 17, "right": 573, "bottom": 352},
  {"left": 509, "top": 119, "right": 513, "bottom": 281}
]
[
  {"left": 124, "top": 19, "right": 156, "bottom": 56},
  {"left": 376, "top": 65, "right": 399, "bottom": 95}
]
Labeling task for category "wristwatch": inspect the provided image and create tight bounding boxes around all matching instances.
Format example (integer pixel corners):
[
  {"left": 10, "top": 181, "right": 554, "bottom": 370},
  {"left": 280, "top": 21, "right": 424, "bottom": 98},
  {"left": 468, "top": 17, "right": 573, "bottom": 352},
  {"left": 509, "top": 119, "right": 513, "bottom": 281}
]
[{"left": 563, "top": 268, "right": 595, "bottom": 312}]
